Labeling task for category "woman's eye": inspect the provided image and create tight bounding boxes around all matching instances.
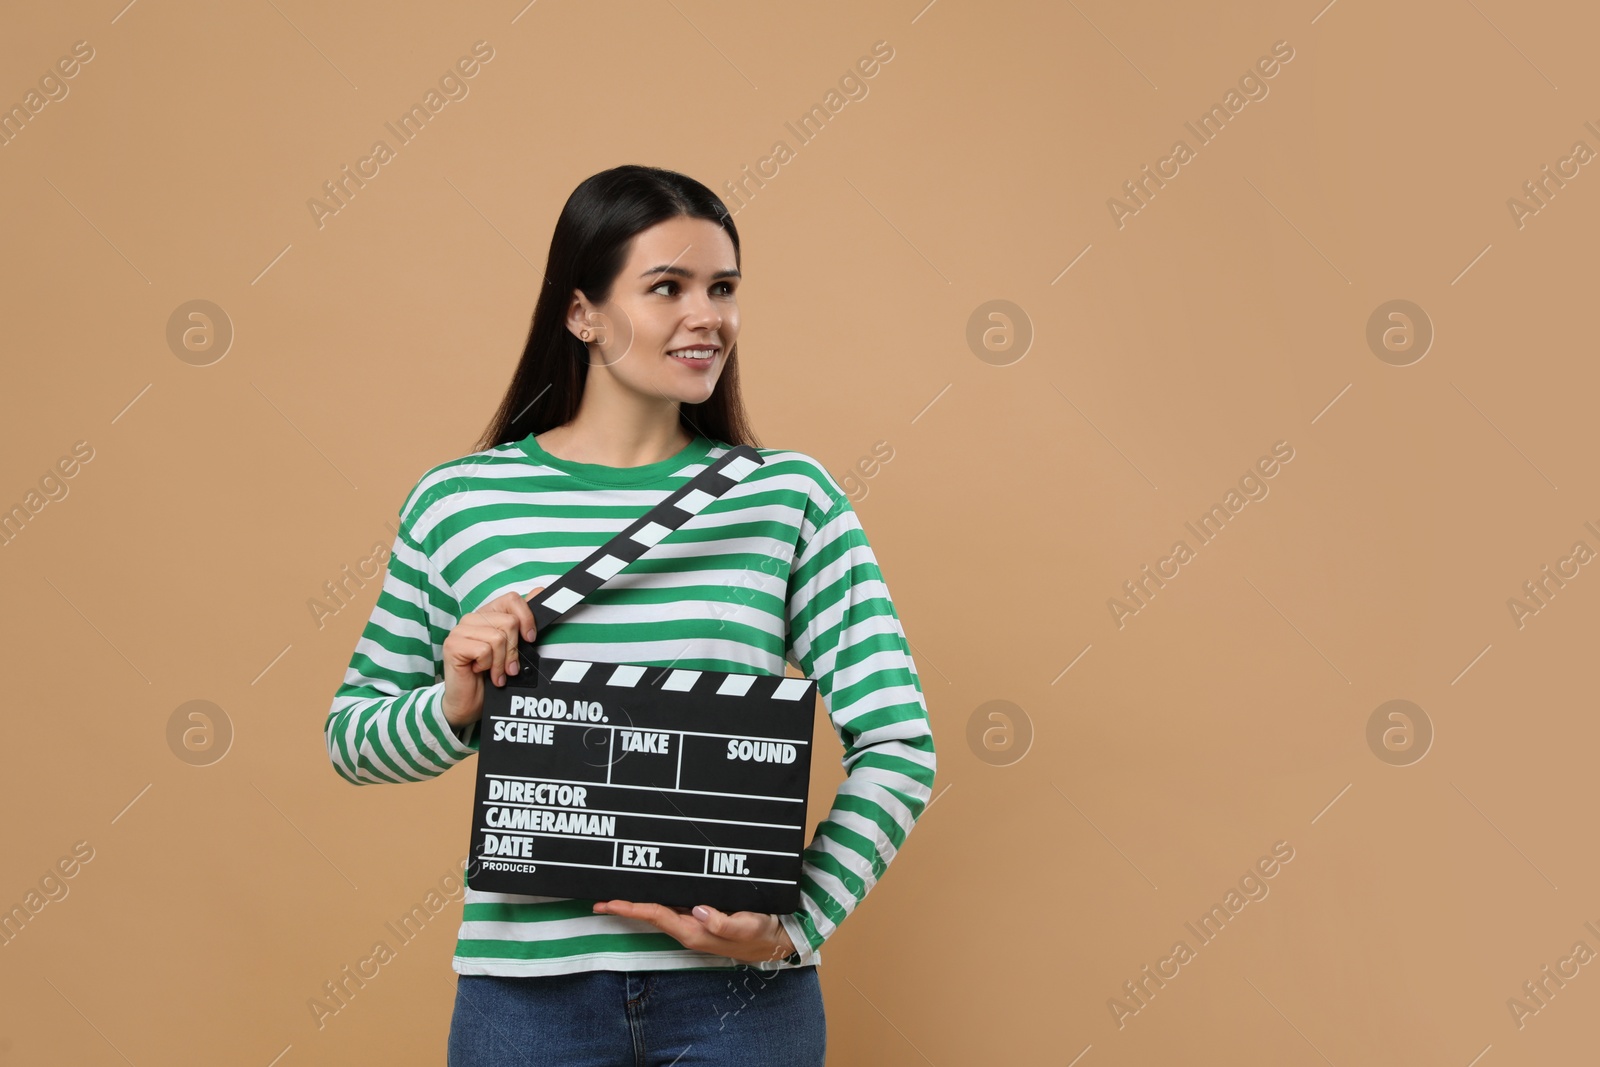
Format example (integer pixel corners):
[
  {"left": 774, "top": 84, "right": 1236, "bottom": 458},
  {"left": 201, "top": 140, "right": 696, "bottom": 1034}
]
[{"left": 650, "top": 280, "right": 735, "bottom": 297}]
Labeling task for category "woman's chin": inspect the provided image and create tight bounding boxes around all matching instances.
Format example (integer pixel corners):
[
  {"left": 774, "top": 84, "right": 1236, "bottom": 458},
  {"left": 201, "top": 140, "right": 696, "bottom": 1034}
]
[{"left": 658, "top": 378, "right": 721, "bottom": 405}]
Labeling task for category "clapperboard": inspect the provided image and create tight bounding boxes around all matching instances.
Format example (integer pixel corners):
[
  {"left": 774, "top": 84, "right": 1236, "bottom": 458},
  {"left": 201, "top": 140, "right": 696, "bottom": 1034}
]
[{"left": 467, "top": 445, "right": 817, "bottom": 913}]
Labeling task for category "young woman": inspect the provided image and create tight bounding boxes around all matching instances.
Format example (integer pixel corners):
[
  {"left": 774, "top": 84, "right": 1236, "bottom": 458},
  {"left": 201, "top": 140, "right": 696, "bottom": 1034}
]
[{"left": 325, "top": 165, "right": 936, "bottom": 1066}]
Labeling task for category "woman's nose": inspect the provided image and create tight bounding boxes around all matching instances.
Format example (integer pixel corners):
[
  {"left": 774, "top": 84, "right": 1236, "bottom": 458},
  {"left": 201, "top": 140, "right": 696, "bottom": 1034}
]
[{"left": 683, "top": 289, "right": 723, "bottom": 329}]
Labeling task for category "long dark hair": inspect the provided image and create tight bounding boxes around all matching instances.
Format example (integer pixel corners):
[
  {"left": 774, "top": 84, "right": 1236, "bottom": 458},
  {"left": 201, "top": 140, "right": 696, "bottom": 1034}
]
[{"left": 475, "top": 165, "right": 762, "bottom": 453}]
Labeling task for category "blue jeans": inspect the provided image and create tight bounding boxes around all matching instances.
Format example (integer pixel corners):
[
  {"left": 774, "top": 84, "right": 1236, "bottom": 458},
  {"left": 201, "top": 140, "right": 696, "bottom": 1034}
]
[{"left": 447, "top": 965, "right": 826, "bottom": 1066}]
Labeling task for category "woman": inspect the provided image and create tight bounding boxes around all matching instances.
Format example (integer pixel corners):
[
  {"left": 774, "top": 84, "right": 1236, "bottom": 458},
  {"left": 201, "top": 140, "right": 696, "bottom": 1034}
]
[{"left": 324, "top": 165, "right": 936, "bottom": 1065}]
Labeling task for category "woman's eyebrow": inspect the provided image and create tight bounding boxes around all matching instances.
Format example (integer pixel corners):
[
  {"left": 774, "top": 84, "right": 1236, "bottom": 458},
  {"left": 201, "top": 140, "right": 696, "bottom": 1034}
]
[{"left": 639, "top": 265, "right": 741, "bottom": 281}]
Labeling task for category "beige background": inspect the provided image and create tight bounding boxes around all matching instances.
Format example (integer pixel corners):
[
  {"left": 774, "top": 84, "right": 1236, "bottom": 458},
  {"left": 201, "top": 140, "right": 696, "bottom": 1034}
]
[{"left": 3, "top": 0, "right": 1598, "bottom": 1062}]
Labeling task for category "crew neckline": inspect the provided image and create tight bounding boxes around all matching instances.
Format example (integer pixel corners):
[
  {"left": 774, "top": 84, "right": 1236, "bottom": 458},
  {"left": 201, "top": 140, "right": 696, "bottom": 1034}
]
[{"left": 516, "top": 431, "right": 718, "bottom": 487}]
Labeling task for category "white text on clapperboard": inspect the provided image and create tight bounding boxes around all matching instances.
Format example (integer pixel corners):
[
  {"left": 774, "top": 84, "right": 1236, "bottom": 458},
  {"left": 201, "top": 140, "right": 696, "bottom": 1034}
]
[{"left": 479, "top": 697, "right": 798, "bottom": 866}]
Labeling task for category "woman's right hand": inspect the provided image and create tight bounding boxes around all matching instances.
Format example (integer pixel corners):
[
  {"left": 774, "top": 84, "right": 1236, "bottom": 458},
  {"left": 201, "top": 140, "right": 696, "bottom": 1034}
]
[{"left": 440, "top": 586, "right": 545, "bottom": 728}]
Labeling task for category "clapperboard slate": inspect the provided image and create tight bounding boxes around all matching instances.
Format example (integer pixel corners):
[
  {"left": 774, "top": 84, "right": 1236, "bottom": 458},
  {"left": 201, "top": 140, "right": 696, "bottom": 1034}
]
[{"left": 467, "top": 445, "right": 817, "bottom": 913}]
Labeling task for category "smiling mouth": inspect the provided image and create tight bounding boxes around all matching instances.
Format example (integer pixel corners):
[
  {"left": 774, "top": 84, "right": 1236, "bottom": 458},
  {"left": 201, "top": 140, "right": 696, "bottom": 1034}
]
[{"left": 666, "top": 346, "right": 719, "bottom": 363}]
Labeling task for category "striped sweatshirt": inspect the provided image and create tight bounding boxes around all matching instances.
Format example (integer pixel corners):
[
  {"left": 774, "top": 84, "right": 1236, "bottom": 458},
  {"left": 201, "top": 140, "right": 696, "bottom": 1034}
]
[{"left": 324, "top": 431, "right": 936, "bottom": 976}]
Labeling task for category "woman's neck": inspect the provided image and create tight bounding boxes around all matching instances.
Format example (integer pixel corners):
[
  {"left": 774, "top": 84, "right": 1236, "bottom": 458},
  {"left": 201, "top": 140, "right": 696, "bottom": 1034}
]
[{"left": 536, "top": 412, "right": 693, "bottom": 468}]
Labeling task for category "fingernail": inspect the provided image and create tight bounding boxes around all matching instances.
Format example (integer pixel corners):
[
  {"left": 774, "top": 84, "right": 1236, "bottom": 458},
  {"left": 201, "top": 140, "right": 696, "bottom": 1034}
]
[
  {"left": 693, "top": 906, "right": 711, "bottom": 921},
  {"left": 508, "top": 660, "right": 518, "bottom": 675}
]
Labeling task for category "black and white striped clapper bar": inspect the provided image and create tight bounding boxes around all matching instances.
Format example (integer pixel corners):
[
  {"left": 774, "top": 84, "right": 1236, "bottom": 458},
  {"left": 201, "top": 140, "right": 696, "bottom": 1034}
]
[{"left": 467, "top": 445, "right": 817, "bottom": 913}]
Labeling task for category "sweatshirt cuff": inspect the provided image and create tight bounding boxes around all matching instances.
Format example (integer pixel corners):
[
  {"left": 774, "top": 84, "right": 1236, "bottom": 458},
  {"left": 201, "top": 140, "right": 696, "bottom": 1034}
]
[
  {"left": 778, "top": 911, "right": 821, "bottom": 967},
  {"left": 420, "top": 683, "right": 478, "bottom": 761}
]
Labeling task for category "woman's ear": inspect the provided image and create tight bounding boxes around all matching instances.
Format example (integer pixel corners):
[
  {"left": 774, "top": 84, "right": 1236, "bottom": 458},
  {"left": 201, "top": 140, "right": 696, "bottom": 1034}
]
[{"left": 566, "top": 293, "right": 598, "bottom": 343}]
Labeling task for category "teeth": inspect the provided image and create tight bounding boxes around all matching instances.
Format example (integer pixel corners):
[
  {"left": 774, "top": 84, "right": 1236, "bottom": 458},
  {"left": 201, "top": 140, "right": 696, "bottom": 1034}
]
[{"left": 669, "top": 349, "right": 715, "bottom": 359}]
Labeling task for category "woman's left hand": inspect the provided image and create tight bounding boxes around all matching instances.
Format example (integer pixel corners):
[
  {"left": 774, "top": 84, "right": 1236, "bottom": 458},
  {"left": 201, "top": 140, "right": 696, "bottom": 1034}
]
[{"left": 591, "top": 900, "right": 796, "bottom": 964}]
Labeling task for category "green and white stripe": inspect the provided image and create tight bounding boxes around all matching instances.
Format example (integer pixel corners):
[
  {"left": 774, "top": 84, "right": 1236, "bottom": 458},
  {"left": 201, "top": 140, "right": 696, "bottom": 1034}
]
[{"left": 325, "top": 433, "right": 936, "bottom": 976}]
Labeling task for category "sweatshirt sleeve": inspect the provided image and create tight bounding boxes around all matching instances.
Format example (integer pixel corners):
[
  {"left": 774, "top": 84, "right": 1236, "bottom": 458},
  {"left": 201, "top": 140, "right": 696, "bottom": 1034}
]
[
  {"left": 775, "top": 487, "right": 936, "bottom": 965},
  {"left": 324, "top": 523, "right": 479, "bottom": 785}
]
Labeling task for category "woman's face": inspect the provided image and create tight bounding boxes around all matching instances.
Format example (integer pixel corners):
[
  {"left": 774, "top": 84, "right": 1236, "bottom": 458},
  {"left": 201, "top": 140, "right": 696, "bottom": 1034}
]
[{"left": 571, "top": 215, "right": 740, "bottom": 406}]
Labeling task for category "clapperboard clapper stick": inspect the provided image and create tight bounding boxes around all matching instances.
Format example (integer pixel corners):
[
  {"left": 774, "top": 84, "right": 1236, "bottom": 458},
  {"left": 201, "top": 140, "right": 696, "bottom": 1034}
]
[{"left": 467, "top": 445, "right": 819, "bottom": 914}]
